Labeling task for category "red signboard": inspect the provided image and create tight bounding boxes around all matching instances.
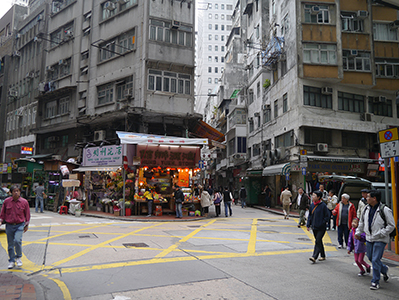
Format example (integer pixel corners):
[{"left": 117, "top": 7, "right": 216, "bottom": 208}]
[{"left": 137, "top": 145, "right": 200, "bottom": 168}]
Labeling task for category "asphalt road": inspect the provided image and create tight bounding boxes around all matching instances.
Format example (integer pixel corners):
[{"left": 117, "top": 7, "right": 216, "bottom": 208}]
[{"left": 1, "top": 207, "right": 398, "bottom": 300}]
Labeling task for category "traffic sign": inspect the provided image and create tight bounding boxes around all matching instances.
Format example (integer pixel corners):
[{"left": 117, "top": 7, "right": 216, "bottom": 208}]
[
  {"left": 198, "top": 160, "right": 205, "bottom": 169},
  {"left": 379, "top": 128, "right": 398, "bottom": 144},
  {"left": 301, "top": 167, "right": 306, "bottom": 175},
  {"left": 380, "top": 141, "right": 399, "bottom": 158},
  {"left": 300, "top": 150, "right": 307, "bottom": 155},
  {"left": 285, "top": 174, "right": 290, "bottom": 181}
]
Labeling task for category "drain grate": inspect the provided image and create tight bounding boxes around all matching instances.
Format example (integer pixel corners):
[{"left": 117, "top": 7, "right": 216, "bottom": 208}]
[
  {"left": 123, "top": 243, "right": 149, "bottom": 248},
  {"left": 297, "top": 238, "right": 311, "bottom": 241},
  {"left": 79, "top": 235, "right": 91, "bottom": 239},
  {"left": 187, "top": 225, "right": 201, "bottom": 228}
]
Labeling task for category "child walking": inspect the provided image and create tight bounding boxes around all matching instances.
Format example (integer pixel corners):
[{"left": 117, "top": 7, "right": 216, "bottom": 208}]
[{"left": 347, "top": 218, "right": 371, "bottom": 276}]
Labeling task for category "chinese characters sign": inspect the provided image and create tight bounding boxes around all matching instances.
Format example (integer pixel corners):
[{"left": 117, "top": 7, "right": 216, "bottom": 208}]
[
  {"left": 83, "top": 145, "right": 122, "bottom": 166},
  {"left": 137, "top": 145, "right": 200, "bottom": 168}
]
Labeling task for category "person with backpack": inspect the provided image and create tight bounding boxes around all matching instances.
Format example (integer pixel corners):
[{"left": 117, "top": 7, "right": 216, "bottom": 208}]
[
  {"left": 239, "top": 185, "right": 247, "bottom": 208},
  {"left": 212, "top": 189, "right": 222, "bottom": 217},
  {"left": 222, "top": 186, "right": 233, "bottom": 217},
  {"left": 355, "top": 190, "right": 395, "bottom": 290}
]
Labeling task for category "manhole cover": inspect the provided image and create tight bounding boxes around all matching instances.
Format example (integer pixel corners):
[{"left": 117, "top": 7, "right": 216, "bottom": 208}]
[
  {"left": 297, "top": 238, "right": 311, "bottom": 241},
  {"left": 187, "top": 225, "right": 201, "bottom": 228},
  {"left": 123, "top": 243, "right": 149, "bottom": 248}
]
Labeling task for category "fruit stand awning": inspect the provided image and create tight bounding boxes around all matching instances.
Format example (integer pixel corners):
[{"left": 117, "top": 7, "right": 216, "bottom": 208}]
[
  {"left": 116, "top": 131, "right": 208, "bottom": 146},
  {"left": 73, "top": 166, "right": 121, "bottom": 172}
]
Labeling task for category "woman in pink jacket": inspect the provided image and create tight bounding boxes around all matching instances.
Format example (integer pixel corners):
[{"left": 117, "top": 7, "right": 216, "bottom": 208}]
[{"left": 332, "top": 193, "right": 357, "bottom": 249}]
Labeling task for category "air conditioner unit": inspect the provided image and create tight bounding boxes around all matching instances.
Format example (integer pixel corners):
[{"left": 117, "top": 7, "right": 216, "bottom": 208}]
[
  {"left": 379, "top": 96, "right": 387, "bottom": 102},
  {"left": 15, "top": 108, "right": 24, "bottom": 116},
  {"left": 13, "top": 51, "right": 21, "bottom": 57},
  {"left": 360, "top": 112, "right": 372, "bottom": 121},
  {"left": 48, "top": 136, "right": 59, "bottom": 142},
  {"left": 26, "top": 71, "right": 34, "bottom": 79},
  {"left": 316, "top": 143, "right": 328, "bottom": 152},
  {"left": 124, "top": 88, "right": 133, "bottom": 98},
  {"left": 94, "top": 130, "right": 106, "bottom": 141},
  {"left": 349, "top": 50, "right": 358, "bottom": 57},
  {"left": 262, "top": 104, "right": 271, "bottom": 110},
  {"left": 171, "top": 20, "right": 181, "bottom": 29},
  {"left": 321, "top": 86, "right": 333, "bottom": 95},
  {"left": 104, "top": 2, "right": 116, "bottom": 10},
  {"left": 273, "top": 147, "right": 285, "bottom": 160},
  {"left": 64, "top": 30, "right": 73, "bottom": 38},
  {"left": 233, "top": 153, "right": 244, "bottom": 160},
  {"left": 357, "top": 10, "right": 368, "bottom": 19},
  {"left": 311, "top": 6, "right": 320, "bottom": 15}
]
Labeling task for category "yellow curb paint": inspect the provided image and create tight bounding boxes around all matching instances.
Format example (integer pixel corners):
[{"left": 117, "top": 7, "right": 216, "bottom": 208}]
[
  {"left": 45, "top": 275, "right": 72, "bottom": 300},
  {"left": 247, "top": 218, "right": 258, "bottom": 254},
  {"left": 155, "top": 219, "right": 217, "bottom": 258}
]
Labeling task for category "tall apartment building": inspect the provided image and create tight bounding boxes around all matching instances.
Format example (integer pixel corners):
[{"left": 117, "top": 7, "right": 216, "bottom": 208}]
[
  {"left": 2, "top": 0, "right": 200, "bottom": 164},
  {"left": 195, "top": 0, "right": 235, "bottom": 114},
  {"left": 211, "top": 0, "right": 399, "bottom": 204}
]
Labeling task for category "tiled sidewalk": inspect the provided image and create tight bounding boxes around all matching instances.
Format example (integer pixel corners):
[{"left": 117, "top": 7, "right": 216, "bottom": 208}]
[{"left": 0, "top": 273, "right": 36, "bottom": 300}]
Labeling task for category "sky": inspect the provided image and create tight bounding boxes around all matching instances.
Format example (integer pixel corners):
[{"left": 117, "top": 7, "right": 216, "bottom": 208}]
[{"left": 0, "top": 1, "right": 13, "bottom": 20}]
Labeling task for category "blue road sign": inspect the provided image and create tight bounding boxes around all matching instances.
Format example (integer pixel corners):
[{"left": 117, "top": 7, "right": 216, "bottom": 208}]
[{"left": 302, "top": 167, "right": 306, "bottom": 175}]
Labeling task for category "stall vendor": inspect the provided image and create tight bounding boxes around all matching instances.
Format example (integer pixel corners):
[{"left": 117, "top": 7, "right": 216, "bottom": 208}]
[{"left": 144, "top": 187, "right": 153, "bottom": 217}]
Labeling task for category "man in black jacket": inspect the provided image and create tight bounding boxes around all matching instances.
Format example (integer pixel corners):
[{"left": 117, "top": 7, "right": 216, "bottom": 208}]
[
  {"left": 174, "top": 185, "right": 184, "bottom": 218},
  {"left": 294, "top": 187, "right": 310, "bottom": 227},
  {"left": 239, "top": 185, "right": 247, "bottom": 208}
]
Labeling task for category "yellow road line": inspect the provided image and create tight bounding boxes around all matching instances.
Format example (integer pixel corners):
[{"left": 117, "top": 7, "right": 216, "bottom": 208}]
[
  {"left": 50, "top": 222, "right": 165, "bottom": 267},
  {"left": 45, "top": 275, "right": 72, "bottom": 300},
  {"left": 155, "top": 219, "right": 216, "bottom": 258},
  {"left": 247, "top": 218, "right": 258, "bottom": 254}
]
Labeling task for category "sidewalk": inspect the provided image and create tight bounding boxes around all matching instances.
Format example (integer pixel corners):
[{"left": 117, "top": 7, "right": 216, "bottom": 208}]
[
  {"left": 254, "top": 205, "right": 399, "bottom": 264},
  {"left": 0, "top": 273, "right": 40, "bottom": 300}
]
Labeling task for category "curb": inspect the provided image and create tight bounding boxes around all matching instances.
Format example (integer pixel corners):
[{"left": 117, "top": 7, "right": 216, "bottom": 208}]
[{"left": 81, "top": 212, "right": 208, "bottom": 222}]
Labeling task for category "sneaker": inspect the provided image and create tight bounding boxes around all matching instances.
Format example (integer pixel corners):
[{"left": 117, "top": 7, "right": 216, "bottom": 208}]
[
  {"left": 146, "top": 214, "right": 151, "bottom": 217},
  {"left": 370, "top": 283, "right": 379, "bottom": 290},
  {"left": 383, "top": 266, "right": 390, "bottom": 282},
  {"left": 319, "top": 257, "right": 326, "bottom": 261},
  {"left": 358, "top": 271, "right": 365, "bottom": 277},
  {"left": 366, "top": 266, "right": 371, "bottom": 274},
  {"left": 338, "top": 245, "right": 342, "bottom": 249},
  {"left": 297, "top": 225, "right": 301, "bottom": 228},
  {"left": 16, "top": 258, "right": 22, "bottom": 267},
  {"left": 8, "top": 262, "right": 15, "bottom": 269},
  {"left": 309, "top": 257, "right": 316, "bottom": 263}
]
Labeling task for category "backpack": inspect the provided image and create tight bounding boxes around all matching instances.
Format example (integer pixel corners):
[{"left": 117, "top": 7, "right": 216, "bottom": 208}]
[{"left": 379, "top": 204, "right": 397, "bottom": 239}]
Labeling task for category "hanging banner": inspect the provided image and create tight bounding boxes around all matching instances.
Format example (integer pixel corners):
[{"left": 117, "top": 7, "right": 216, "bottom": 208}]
[{"left": 83, "top": 145, "right": 123, "bottom": 167}]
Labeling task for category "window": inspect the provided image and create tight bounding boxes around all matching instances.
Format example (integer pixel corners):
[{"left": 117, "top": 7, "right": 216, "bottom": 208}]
[
  {"left": 208, "top": 56, "right": 212, "bottom": 62},
  {"left": 208, "top": 67, "right": 212, "bottom": 73},
  {"left": 50, "top": 29, "right": 62, "bottom": 47},
  {"left": 100, "top": 39, "right": 116, "bottom": 61},
  {"left": 215, "top": 24, "right": 218, "bottom": 30},
  {"left": 227, "top": 25, "right": 232, "bottom": 31},
  {"left": 214, "top": 78, "right": 219, "bottom": 84},
  {"left": 208, "top": 78, "right": 212, "bottom": 83},
  {"left": 208, "top": 3, "right": 212, "bottom": 9},
  {"left": 215, "top": 35, "right": 218, "bottom": 40},
  {"left": 221, "top": 35, "right": 224, "bottom": 41},
  {"left": 228, "top": 138, "right": 235, "bottom": 156},
  {"left": 221, "top": 25, "right": 225, "bottom": 31},
  {"left": 227, "top": 15, "right": 232, "bottom": 21},
  {"left": 369, "top": 98, "right": 392, "bottom": 117},
  {"left": 304, "top": 86, "right": 332, "bottom": 109},
  {"left": 263, "top": 106, "right": 271, "bottom": 123},
  {"left": 304, "top": 127, "right": 332, "bottom": 144},
  {"left": 98, "top": 83, "right": 114, "bottom": 105},
  {"left": 215, "top": 4, "right": 218, "bottom": 9},
  {"left": 221, "top": 4, "right": 225, "bottom": 10},
  {"left": 208, "top": 45, "right": 212, "bottom": 51},
  {"left": 216, "top": 14, "right": 219, "bottom": 19},
  {"left": 148, "top": 70, "right": 191, "bottom": 95},
  {"left": 208, "top": 34, "right": 212, "bottom": 41},
  {"left": 215, "top": 67, "right": 218, "bottom": 73},
  {"left": 221, "top": 46, "right": 225, "bottom": 51},
  {"left": 304, "top": 5, "right": 330, "bottom": 24},
  {"left": 338, "top": 92, "right": 364, "bottom": 112},
  {"left": 226, "top": 5, "right": 233, "bottom": 10},
  {"left": 303, "top": 44, "right": 337, "bottom": 64},
  {"left": 281, "top": 14, "right": 289, "bottom": 36},
  {"left": 376, "top": 59, "right": 399, "bottom": 78},
  {"left": 149, "top": 19, "right": 192, "bottom": 47},
  {"left": 257, "top": 82, "right": 261, "bottom": 97},
  {"left": 341, "top": 12, "right": 364, "bottom": 32},
  {"left": 62, "top": 135, "right": 69, "bottom": 147},
  {"left": 215, "top": 56, "right": 218, "bottom": 62},
  {"left": 208, "top": 13, "right": 212, "bottom": 19},
  {"left": 373, "top": 23, "right": 398, "bottom": 41},
  {"left": 208, "top": 24, "right": 212, "bottom": 30},
  {"left": 274, "top": 100, "right": 278, "bottom": 118},
  {"left": 59, "top": 58, "right": 71, "bottom": 77},
  {"left": 116, "top": 76, "right": 133, "bottom": 100},
  {"left": 343, "top": 51, "right": 371, "bottom": 71},
  {"left": 215, "top": 45, "right": 218, "bottom": 51},
  {"left": 249, "top": 90, "right": 254, "bottom": 104},
  {"left": 102, "top": 2, "right": 117, "bottom": 20},
  {"left": 249, "top": 118, "right": 254, "bottom": 132},
  {"left": 275, "top": 131, "right": 294, "bottom": 148},
  {"left": 253, "top": 144, "right": 261, "bottom": 157},
  {"left": 118, "top": 29, "right": 136, "bottom": 54},
  {"left": 45, "top": 97, "right": 70, "bottom": 119},
  {"left": 342, "top": 131, "right": 366, "bottom": 148},
  {"left": 58, "top": 97, "right": 70, "bottom": 115},
  {"left": 283, "top": 93, "right": 288, "bottom": 113}
]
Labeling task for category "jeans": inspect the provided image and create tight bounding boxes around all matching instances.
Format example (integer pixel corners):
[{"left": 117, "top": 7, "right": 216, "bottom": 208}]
[
  {"left": 367, "top": 241, "right": 388, "bottom": 284},
  {"left": 337, "top": 224, "right": 349, "bottom": 246},
  {"left": 147, "top": 200, "right": 153, "bottom": 215},
  {"left": 312, "top": 228, "right": 326, "bottom": 259},
  {"left": 224, "top": 201, "right": 232, "bottom": 217},
  {"left": 298, "top": 209, "right": 306, "bottom": 226},
  {"left": 240, "top": 197, "right": 246, "bottom": 208},
  {"left": 35, "top": 196, "right": 44, "bottom": 213},
  {"left": 6, "top": 223, "right": 25, "bottom": 263},
  {"left": 176, "top": 202, "right": 182, "bottom": 218}
]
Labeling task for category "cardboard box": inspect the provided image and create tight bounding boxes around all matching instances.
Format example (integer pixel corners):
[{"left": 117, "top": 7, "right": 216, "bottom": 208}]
[{"left": 114, "top": 209, "right": 120, "bottom": 216}]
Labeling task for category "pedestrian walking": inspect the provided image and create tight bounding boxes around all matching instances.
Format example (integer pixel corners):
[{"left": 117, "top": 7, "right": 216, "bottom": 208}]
[
  {"left": 222, "top": 186, "right": 233, "bottom": 217},
  {"left": 294, "top": 187, "right": 309, "bottom": 227},
  {"left": 356, "top": 190, "right": 395, "bottom": 290},
  {"left": 347, "top": 218, "right": 371, "bottom": 277},
  {"left": 307, "top": 190, "right": 330, "bottom": 263},
  {"left": 280, "top": 186, "right": 292, "bottom": 219},
  {"left": 213, "top": 189, "right": 222, "bottom": 217},
  {"left": 318, "top": 184, "right": 328, "bottom": 203},
  {"left": 264, "top": 185, "right": 271, "bottom": 208},
  {"left": 332, "top": 193, "right": 357, "bottom": 249},
  {"left": 174, "top": 185, "right": 184, "bottom": 218},
  {"left": 199, "top": 185, "right": 211, "bottom": 217},
  {"left": 357, "top": 188, "right": 368, "bottom": 219},
  {"left": 144, "top": 187, "right": 153, "bottom": 217},
  {"left": 326, "top": 190, "right": 338, "bottom": 230},
  {"left": 239, "top": 185, "right": 247, "bottom": 208},
  {"left": 0, "top": 186, "right": 31, "bottom": 269},
  {"left": 34, "top": 182, "right": 46, "bottom": 213}
]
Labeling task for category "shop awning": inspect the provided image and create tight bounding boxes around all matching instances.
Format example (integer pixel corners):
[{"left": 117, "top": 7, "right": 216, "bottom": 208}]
[
  {"left": 116, "top": 131, "right": 208, "bottom": 146},
  {"left": 307, "top": 156, "right": 374, "bottom": 163},
  {"left": 262, "top": 163, "right": 290, "bottom": 176},
  {"left": 73, "top": 165, "right": 121, "bottom": 172},
  {"left": 190, "top": 120, "right": 225, "bottom": 142}
]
